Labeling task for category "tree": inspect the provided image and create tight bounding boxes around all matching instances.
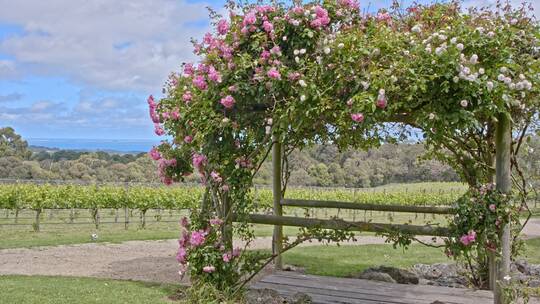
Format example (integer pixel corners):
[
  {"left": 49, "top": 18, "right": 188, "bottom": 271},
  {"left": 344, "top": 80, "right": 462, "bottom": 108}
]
[{"left": 0, "top": 127, "right": 31, "bottom": 159}]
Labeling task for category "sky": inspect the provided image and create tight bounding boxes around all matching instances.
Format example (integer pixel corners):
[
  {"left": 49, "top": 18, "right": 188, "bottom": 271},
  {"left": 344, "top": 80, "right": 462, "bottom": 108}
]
[{"left": 0, "top": 0, "right": 537, "bottom": 140}]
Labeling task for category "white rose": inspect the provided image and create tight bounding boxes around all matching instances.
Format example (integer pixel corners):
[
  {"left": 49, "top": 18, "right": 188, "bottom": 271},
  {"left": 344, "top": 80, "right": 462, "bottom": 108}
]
[
  {"left": 460, "top": 99, "right": 468, "bottom": 107},
  {"left": 456, "top": 43, "right": 464, "bottom": 51},
  {"left": 324, "top": 47, "right": 331, "bottom": 54},
  {"left": 300, "top": 95, "right": 306, "bottom": 101},
  {"left": 299, "top": 79, "right": 307, "bottom": 87},
  {"left": 338, "top": 43, "right": 344, "bottom": 48}
]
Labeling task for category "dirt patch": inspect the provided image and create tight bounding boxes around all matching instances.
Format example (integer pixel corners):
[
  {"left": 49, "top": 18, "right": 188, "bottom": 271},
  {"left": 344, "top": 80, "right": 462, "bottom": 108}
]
[{"left": 1, "top": 219, "right": 538, "bottom": 284}]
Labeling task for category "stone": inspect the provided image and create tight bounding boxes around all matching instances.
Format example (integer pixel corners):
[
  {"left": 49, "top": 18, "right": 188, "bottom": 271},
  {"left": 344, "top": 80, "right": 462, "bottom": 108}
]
[
  {"left": 288, "top": 292, "right": 312, "bottom": 304},
  {"left": 246, "top": 288, "right": 285, "bottom": 304},
  {"left": 356, "top": 270, "right": 397, "bottom": 283},
  {"left": 528, "top": 280, "right": 540, "bottom": 288},
  {"left": 283, "top": 264, "right": 305, "bottom": 273},
  {"left": 372, "top": 266, "right": 419, "bottom": 284},
  {"left": 514, "top": 259, "right": 530, "bottom": 275}
]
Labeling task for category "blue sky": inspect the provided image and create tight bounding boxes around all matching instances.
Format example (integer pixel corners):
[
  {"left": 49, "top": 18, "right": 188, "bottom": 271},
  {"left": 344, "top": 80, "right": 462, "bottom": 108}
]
[{"left": 0, "top": 0, "right": 534, "bottom": 140}]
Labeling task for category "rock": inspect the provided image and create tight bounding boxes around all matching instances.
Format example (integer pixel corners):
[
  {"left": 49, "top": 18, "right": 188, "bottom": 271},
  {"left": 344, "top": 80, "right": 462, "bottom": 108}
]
[
  {"left": 288, "top": 292, "right": 312, "bottom": 304},
  {"left": 283, "top": 264, "right": 305, "bottom": 273},
  {"left": 513, "top": 259, "right": 530, "bottom": 275},
  {"left": 528, "top": 280, "right": 540, "bottom": 288},
  {"left": 356, "top": 271, "right": 397, "bottom": 283},
  {"left": 412, "top": 263, "right": 461, "bottom": 280},
  {"left": 246, "top": 288, "right": 285, "bottom": 304},
  {"left": 372, "top": 266, "right": 419, "bottom": 284},
  {"left": 246, "top": 289, "right": 312, "bottom": 304}
]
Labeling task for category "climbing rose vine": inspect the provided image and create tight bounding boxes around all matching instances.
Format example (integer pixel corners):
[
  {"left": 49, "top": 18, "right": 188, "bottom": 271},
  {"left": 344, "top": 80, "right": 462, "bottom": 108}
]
[{"left": 147, "top": 0, "right": 539, "bottom": 296}]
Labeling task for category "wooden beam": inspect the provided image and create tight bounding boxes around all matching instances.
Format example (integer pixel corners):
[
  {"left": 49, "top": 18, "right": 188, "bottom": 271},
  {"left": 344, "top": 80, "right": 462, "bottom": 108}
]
[
  {"left": 494, "top": 113, "right": 512, "bottom": 304},
  {"left": 272, "top": 138, "right": 283, "bottom": 270},
  {"left": 234, "top": 213, "right": 450, "bottom": 237},
  {"left": 282, "top": 199, "right": 455, "bottom": 214}
]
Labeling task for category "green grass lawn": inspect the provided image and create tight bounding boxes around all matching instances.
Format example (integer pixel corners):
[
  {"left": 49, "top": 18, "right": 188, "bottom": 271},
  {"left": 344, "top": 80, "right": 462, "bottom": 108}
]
[
  {"left": 281, "top": 237, "right": 540, "bottom": 277},
  {"left": 2, "top": 238, "right": 540, "bottom": 303},
  {"left": 0, "top": 275, "right": 179, "bottom": 304}
]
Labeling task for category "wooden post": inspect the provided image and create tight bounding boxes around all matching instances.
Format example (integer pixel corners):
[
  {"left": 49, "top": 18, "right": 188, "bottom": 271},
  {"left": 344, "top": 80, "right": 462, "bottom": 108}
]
[
  {"left": 33, "top": 209, "right": 41, "bottom": 232},
  {"left": 494, "top": 113, "right": 512, "bottom": 304},
  {"left": 222, "top": 194, "right": 233, "bottom": 250},
  {"left": 272, "top": 137, "right": 283, "bottom": 270},
  {"left": 124, "top": 207, "right": 129, "bottom": 230}
]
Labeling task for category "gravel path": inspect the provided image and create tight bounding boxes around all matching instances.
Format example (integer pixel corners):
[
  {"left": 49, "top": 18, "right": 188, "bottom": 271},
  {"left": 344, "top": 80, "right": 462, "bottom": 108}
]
[{"left": 1, "top": 219, "right": 539, "bottom": 284}]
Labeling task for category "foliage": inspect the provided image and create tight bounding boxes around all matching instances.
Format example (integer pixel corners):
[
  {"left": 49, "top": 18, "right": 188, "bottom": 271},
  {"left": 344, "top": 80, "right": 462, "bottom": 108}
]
[
  {"left": 445, "top": 184, "right": 523, "bottom": 287},
  {"left": 148, "top": 0, "right": 539, "bottom": 294},
  {"left": 0, "top": 127, "right": 31, "bottom": 160}
]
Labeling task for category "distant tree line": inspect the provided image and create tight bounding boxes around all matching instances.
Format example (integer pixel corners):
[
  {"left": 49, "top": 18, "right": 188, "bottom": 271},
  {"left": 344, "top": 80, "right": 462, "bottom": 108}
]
[{"left": 1, "top": 127, "right": 538, "bottom": 189}]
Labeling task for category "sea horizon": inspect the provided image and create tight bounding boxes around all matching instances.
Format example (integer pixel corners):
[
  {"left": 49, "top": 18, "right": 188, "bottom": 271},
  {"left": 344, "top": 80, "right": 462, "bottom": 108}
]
[{"left": 27, "top": 138, "right": 160, "bottom": 153}]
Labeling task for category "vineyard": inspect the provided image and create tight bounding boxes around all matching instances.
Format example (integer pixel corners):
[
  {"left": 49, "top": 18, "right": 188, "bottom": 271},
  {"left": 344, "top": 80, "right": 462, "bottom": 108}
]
[
  {"left": 0, "top": 182, "right": 466, "bottom": 232},
  {"left": 0, "top": 182, "right": 466, "bottom": 211}
]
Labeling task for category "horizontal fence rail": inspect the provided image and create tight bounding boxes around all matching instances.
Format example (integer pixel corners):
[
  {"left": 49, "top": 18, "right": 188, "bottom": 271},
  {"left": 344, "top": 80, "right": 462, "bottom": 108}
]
[
  {"left": 234, "top": 214, "right": 450, "bottom": 237},
  {"left": 282, "top": 199, "right": 456, "bottom": 214}
]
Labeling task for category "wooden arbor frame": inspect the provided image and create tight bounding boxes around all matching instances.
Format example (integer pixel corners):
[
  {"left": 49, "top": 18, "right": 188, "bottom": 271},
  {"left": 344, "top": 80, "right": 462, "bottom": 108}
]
[{"left": 263, "top": 115, "right": 512, "bottom": 304}]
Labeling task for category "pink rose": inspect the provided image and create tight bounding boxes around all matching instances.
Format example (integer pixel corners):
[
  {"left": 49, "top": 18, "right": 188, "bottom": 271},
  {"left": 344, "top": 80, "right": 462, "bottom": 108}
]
[
  {"left": 154, "top": 124, "right": 165, "bottom": 136},
  {"left": 267, "top": 68, "right": 281, "bottom": 79},
  {"left": 243, "top": 12, "right": 257, "bottom": 26},
  {"left": 223, "top": 253, "right": 231, "bottom": 263},
  {"left": 220, "top": 95, "right": 235, "bottom": 109},
  {"left": 190, "top": 230, "right": 207, "bottom": 247},
  {"left": 203, "top": 265, "right": 216, "bottom": 273},
  {"left": 376, "top": 97, "right": 387, "bottom": 109},
  {"left": 176, "top": 247, "right": 187, "bottom": 264},
  {"left": 210, "top": 217, "right": 224, "bottom": 226},
  {"left": 263, "top": 21, "right": 274, "bottom": 32},
  {"left": 217, "top": 19, "right": 229, "bottom": 35},
  {"left": 149, "top": 147, "right": 161, "bottom": 160},
  {"left": 192, "top": 75, "right": 207, "bottom": 90},
  {"left": 489, "top": 204, "right": 496, "bottom": 212},
  {"left": 184, "top": 135, "right": 193, "bottom": 144},
  {"left": 182, "top": 91, "right": 192, "bottom": 103},
  {"left": 351, "top": 113, "right": 364, "bottom": 123}
]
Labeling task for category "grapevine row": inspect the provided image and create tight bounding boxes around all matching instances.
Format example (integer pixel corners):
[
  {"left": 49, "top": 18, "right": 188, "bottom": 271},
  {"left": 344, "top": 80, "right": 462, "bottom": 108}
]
[{"left": 0, "top": 183, "right": 465, "bottom": 211}]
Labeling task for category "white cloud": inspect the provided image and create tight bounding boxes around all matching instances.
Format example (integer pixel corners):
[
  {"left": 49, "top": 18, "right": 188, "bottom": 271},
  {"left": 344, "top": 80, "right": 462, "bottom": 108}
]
[
  {"left": 0, "top": 0, "right": 211, "bottom": 92},
  {"left": 1, "top": 94, "right": 149, "bottom": 130},
  {"left": 0, "top": 59, "right": 18, "bottom": 79}
]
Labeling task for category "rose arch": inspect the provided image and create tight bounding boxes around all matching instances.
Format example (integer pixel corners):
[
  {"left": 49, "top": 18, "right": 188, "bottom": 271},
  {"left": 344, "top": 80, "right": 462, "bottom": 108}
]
[{"left": 148, "top": 1, "right": 539, "bottom": 303}]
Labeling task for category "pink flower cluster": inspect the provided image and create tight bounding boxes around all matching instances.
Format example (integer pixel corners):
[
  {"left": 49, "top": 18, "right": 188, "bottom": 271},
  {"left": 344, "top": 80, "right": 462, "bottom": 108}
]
[
  {"left": 351, "top": 113, "right": 364, "bottom": 123},
  {"left": 460, "top": 230, "right": 477, "bottom": 246},
  {"left": 158, "top": 158, "right": 177, "bottom": 185},
  {"left": 176, "top": 216, "right": 242, "bottom": 277},
  {"left": 235, "top": 156, "right": 252, "bottom": 168},
  {"left": 377, "top": 12, "right": 392, "bottom": 25},
  {"left": 220, "top": 95, "right": 235, "bottom": 109},
  {"left": 310, "top": 6, "right": 330, "bottom": 29},
  {"left": 217, "top": 19, "right": 229, "bottom": 35},
  {"left": 149, "top": 147, "right": 161, "bottom": 161},
  {"left": 210, "top": 171, "right": 223, "bottom": 183},
  {"left": 338, "top": 0, "right": 359, "bottom": 9},
  {"left": 192, "top": 153, "right": 207, "bottom": 173}
]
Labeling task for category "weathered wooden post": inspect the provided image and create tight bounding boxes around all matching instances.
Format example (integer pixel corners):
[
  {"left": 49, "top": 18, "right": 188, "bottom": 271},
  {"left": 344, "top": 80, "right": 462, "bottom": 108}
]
[
  {"left": 222, "top": 194, "right": 233, "bottom": 250},
  {"left": 494, "top": 113, "right": 512, "bottom": 304},
  {"left": 272, "top": 137, "right": 283, "bottom": 270}
]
